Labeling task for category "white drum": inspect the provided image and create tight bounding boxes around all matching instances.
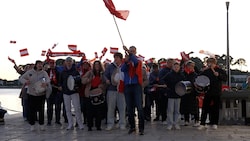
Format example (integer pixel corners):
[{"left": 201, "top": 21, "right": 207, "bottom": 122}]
[
  {"left": 194, "top": 75, "right": 210, "bottom": 93},
  {"left": 175, "top": 81, "right": 192, "bottom": 96},
  {"left": 67, "top": 75, "right": 75, "bottom": 91},
  {"left": 34, "top": 80, "right": 46, "bottom": 94}
]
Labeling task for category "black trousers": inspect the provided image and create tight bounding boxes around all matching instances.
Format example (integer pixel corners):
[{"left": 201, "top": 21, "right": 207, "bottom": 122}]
[
  {"left": 28, "top": 94, "right": 46, "bottom": 125},
  {"left": 159, "top": 94, "right": 168, "bottom": 121},
  {"left": 200, "top": 94, "right": 221, "bottom": 125},
  {"left": 86, "top": 98, "right": 105, "bottom": 129},
  {"left": 47, "top": 91, "right": 64, "bottom": 123}
]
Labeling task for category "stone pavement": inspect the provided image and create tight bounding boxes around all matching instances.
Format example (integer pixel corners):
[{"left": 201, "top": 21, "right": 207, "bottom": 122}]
[{"left": 1, "top": 113, "right": 250, "bottom": 141}]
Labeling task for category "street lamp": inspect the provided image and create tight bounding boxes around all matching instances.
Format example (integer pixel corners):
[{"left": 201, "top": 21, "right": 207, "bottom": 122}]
[{"left": 226, "top": 1, "right": 231, "bottom": 88}]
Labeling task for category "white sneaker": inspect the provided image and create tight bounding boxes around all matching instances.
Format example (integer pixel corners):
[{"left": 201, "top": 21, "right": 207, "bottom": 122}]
[
  {"left": 166, "top": 125, "right": 172, "bottom": 130},
  {"left": 30, "top": 125, "right": 35, "bottom": 131},
  {"left": 40, "top": 125, "right": 45, "bottom": 131},
  {"left": 211, "top": 124, "right": 218, "bottom": 130},
  {"left": 197, "top": 125, "right": 206, "bottom": 130},
  {"left": 105, "top": 126, "right": 113, "bottom": 131},
  {"left": 175, "top": 125, "right": 181, "bottom": 130},
  {"left": 193, "top": 122, "right": 200, "bottom": 127}
]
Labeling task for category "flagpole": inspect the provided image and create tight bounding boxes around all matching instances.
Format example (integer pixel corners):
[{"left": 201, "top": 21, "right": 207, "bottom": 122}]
[{"left": 112, "top": 15, "right": 125, "bottom": 46}]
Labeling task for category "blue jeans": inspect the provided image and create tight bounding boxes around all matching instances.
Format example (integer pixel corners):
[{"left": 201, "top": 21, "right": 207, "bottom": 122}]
[
  {"left": 167, "top": 98, "right": 181, "bottom": 126},
  {"left": 124, "top": 84, "right": 144, "bottom": 131}
]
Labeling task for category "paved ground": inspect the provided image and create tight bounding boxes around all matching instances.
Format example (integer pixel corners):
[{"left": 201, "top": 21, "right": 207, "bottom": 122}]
[{"left": 1, "top": 113, "right": 250, "bottom": 141}]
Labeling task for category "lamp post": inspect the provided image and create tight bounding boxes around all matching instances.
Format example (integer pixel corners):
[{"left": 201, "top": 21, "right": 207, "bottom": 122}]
[{"left": 226, "top": 1, "right": 231, "bottom": 88}]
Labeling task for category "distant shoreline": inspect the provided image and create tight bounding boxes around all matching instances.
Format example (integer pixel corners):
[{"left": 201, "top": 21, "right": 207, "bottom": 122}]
[{"left": 0, "top": 86, "right": 21, "bottom": 89}]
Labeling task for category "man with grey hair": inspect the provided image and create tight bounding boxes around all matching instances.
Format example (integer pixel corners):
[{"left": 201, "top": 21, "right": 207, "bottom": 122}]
[{"left": 58, "top": 57, "right": 84, "bottom": 130}]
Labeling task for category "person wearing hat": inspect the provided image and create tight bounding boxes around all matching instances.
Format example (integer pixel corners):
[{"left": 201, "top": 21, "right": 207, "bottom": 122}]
[
  {"left": 19, "top": 60, "right": 51, "bottom": 131},
  {"left": 58, "top": 57, "right": 84, "bottom": 130}
]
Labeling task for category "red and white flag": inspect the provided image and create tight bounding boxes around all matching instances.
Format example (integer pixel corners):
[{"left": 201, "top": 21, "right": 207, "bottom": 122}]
[
  {"left": 103, "top": 0, "right": 129, "bottom": 20},
  {"left": 160, "top": 61, "right": 167, "bottom": 68},
  {"left": 41, "top": 50, "right": 46, "bottom": 56},
  {"left": 20, "top": 48, "right": 29, "bottom": 57},
  {"left": 10, "top": 40, "right": 16, "bottom": 44},
  {"left": 68, "top": 44, "right": 77, "bottom": 51},
  {"left": 180, "top": 51, "right": 190, "bottom": 62},
  {"left": 137, "top": 54, "right": 145, "bottom": 61},
  {"left": 94, "top": 52, "right": 98, "bottom": 59},
  {"left": 103, "top": 58, "right": 112, "bottom": 64},
  {"left": 52, "top": 43, "right": 58, "bottom": 49},
  {"left": 145, "top": 58, "right": 153, "bottom": 64},
  {"left": 110, "top": 47, "right": 119, "bottom": 54},
  {"left": 8, "top": 56, "right": 15, "bottom": 64}
]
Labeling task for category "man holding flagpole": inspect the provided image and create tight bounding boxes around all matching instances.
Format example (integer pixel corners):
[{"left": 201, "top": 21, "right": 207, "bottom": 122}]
[{"left": 121, "top": 46, "right": 144, "bottom": 135}]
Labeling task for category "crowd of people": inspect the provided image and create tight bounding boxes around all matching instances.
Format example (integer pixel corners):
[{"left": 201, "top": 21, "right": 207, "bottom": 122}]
[{"left": 12, "top": 46, "right": 228, "bottom": 135}]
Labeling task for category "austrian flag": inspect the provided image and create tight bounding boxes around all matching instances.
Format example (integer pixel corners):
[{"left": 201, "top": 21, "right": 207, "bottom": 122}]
[
  {"left": 103, "top": 0, "right": 129, "bottom": 20},
  {"left": 20, "top": 48, "right": 29, "bottom": 57},
  {"left": 41, "top": 50, "right": 46, "bottom": 56},
  {"left": 110, "top": 47, "right": 119, "bottom": 54},
  {"left": 68, "top": 44, "right": 77, "bottom": 51}
]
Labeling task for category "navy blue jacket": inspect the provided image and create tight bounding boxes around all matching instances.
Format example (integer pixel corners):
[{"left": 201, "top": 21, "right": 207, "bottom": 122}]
[{"left": 59, "top": 66, "right": 81, "bottom": 95}]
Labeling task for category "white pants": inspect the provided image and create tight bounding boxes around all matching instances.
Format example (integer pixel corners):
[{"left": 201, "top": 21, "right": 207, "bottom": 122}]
[
  {"left": 106, "top": 90, "right": 126, "bottom": 128},
  {"left": 63, "top": 93, "right": 84, "bottom": 128}
]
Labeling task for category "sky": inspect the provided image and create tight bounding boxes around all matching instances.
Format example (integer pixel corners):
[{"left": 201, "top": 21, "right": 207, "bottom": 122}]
[{"left": 0, "top": 0, "right": 250, "bottom": 80}]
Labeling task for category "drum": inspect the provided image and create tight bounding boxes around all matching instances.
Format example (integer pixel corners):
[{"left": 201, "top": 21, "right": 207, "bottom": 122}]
[
  {"left": 194, "top": 75, "right": 210, "bottom": 93},
  {"left": 34, "top": 80, "right": 46, "bottom": 94},
  {"left": 89, "top": 88, "right": 105, "bottom": 105},
  {"left": 175, "top": 81, "right": 192, "bottom": 96},
  {"left": 111, "top": 69, "right": 119, "bottom": 86},
  {"left": 67, "top": 75, "right": 75, "bottom": 91}
]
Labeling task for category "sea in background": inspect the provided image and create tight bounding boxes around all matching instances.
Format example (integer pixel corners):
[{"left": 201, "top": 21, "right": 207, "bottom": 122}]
[{"left": 0, "top": 88, "right": 22, "bottom": 116}]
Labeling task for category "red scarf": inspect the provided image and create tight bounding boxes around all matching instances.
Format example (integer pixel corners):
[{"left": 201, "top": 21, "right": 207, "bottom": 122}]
[
  {"left": 184, "top": 67, "right": 194, "bottom": 74},
  {"left": 49, "top": 69, "right": 57, "bottom": 85}
]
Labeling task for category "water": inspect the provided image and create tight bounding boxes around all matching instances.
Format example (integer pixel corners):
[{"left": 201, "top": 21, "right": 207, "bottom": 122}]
[{"left": 0, "top": 88, "right": 22, "bottom": 115}]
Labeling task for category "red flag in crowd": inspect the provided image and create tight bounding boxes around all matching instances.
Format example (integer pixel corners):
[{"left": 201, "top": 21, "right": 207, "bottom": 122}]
[
  {"left": 99, "top": 47, "right": 108, "bottom": 60},
  {"left": 103, "top": 58, "right": 112, "bottom": 64},
  {"left": 52, "top": 43, "right": 58, "bottom": 49},
  {"left": 68, "top": 44, "right": 77, "bottom": 51},
  {"left": 41, "top": 50, "right": 46, "bottom": 56},
  {"left": 180, "top": 51, "right": 190, "bottom": 62},
  {"left": 8, "top": 56, "right": 15, "bottom": 64},
  {"left": 160, "top": 61, "right": 167, "bottom": 68},
  {"left": 110, "top": 47, "right": 119, "bottom": 54},
  {"left": 102, "top": 47, "right": 108, "bottom": 55},
  {"left": 20, "top": 48, "right": 29, "bottom": 57},
  {"left": 103, "top": 0, "right": 129, "bottom": 20},
  {"left": 10, "top": 40, "right": 16, "bottom": 44},
  {"left": 145, "top": 58, "right": 153, "bottom": 64},
  {"left": 94, "top": 52, "right": 98, "bottom": 59},
  {"left": 137, "top": 54, "right": 145, "bottom": 61}
]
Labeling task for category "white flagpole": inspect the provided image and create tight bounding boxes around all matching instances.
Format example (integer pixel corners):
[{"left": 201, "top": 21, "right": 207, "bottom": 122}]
[{"left": 112, "top": 15, "right": 125, "bottom": 46}]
